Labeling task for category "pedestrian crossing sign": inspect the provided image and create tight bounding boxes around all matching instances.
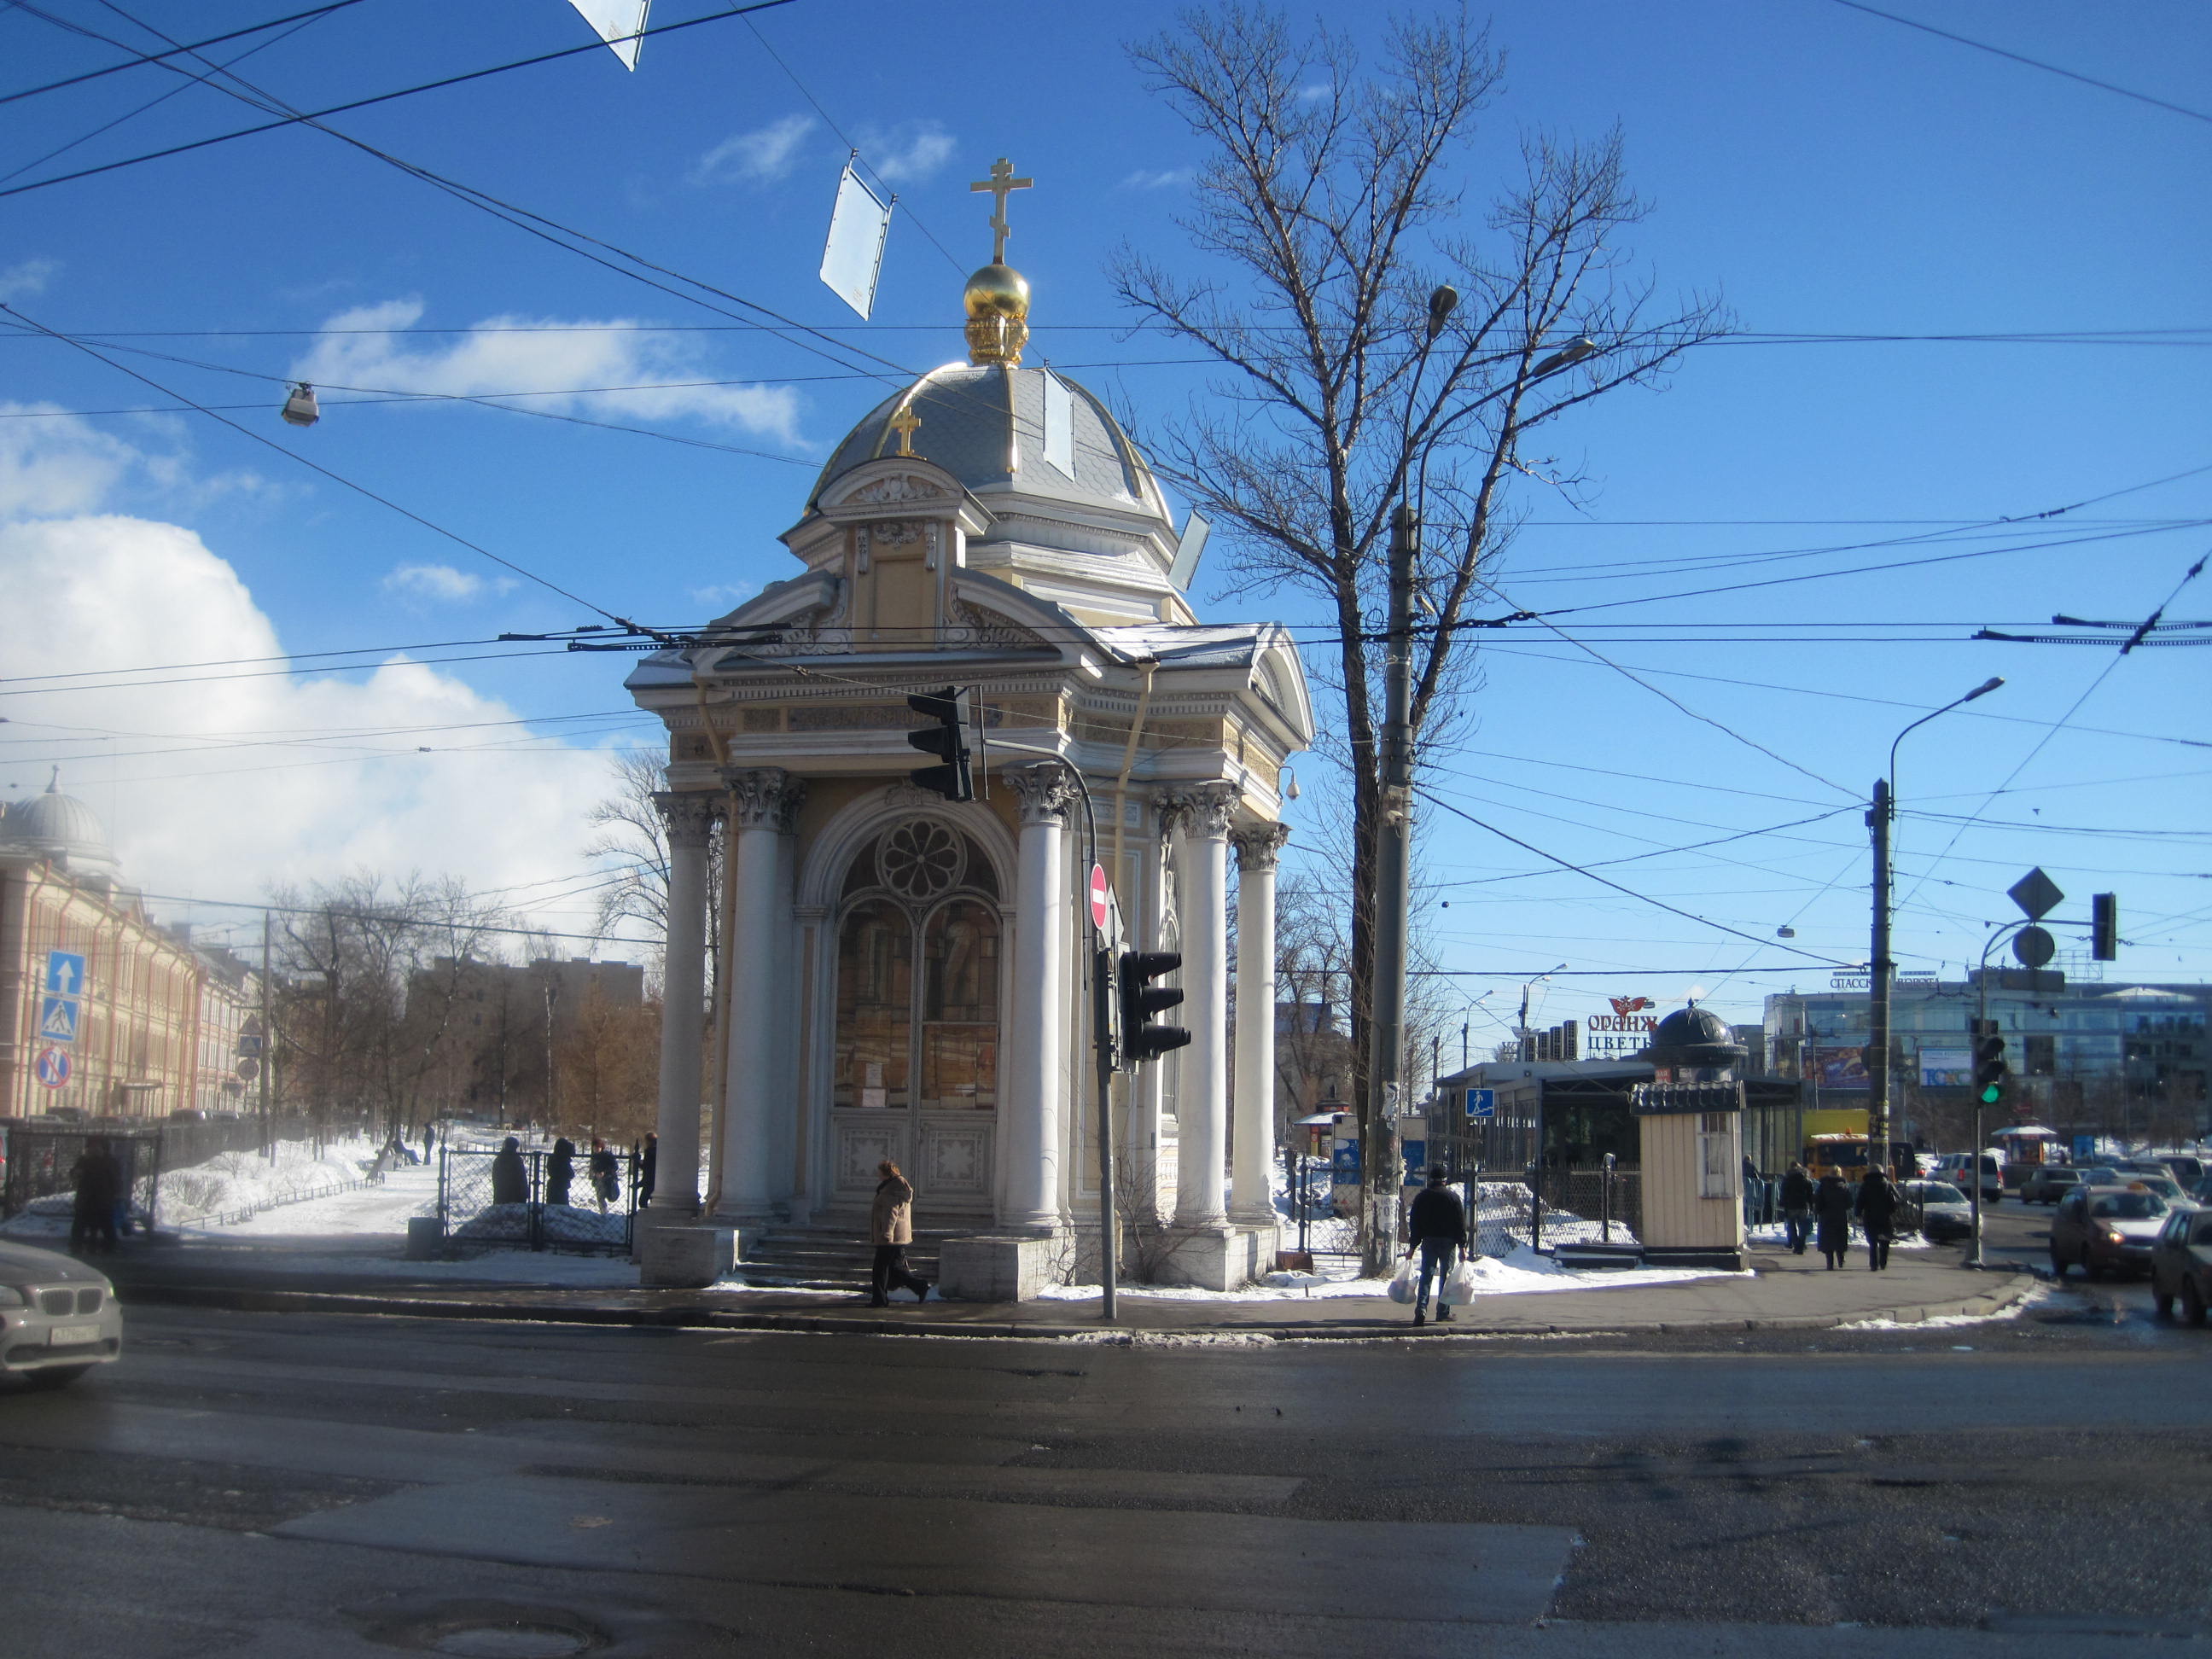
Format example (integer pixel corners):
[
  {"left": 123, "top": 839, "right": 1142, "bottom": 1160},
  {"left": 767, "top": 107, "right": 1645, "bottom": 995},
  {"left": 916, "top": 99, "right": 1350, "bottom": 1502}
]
[{"left": 38, "top": 995, "right": 80, "bottom": 1044}]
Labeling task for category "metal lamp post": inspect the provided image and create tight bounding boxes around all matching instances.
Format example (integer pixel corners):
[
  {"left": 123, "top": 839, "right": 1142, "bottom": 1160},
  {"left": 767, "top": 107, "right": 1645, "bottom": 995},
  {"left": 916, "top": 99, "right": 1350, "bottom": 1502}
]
[{"left": 1866, "top": 678, "right": 2003, "bottom": 1161}]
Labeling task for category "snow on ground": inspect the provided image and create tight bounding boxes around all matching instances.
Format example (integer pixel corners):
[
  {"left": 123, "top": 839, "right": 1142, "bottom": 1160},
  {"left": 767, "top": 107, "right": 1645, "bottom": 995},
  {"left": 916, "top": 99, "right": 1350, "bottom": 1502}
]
[
  {"left": 1746, "top": 1220, "right": 1932, "bottom": 1251},
  {"left": 1036, "top": 1242, "right": 1732, "bottom": 1303},
  {"left": 0, "top": 1135, "right": 388, "bottom": 1237},
  {"left": 1833, "top": 1283, "right": 2052, "bottom": 1330}
]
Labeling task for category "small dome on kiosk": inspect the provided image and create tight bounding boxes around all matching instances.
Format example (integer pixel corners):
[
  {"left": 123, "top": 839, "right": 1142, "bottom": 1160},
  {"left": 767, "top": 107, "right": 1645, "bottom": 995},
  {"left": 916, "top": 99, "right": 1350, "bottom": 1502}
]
[{"left": 1640, "top": 1004, "right": 1746, "bottom": 1072}]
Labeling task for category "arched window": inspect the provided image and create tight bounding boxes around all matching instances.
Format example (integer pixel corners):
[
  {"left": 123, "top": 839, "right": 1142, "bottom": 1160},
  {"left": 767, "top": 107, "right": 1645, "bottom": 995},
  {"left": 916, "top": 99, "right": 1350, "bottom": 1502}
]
[{"left": 834, "top": 821, "right": 1000, "bottom": 1112}]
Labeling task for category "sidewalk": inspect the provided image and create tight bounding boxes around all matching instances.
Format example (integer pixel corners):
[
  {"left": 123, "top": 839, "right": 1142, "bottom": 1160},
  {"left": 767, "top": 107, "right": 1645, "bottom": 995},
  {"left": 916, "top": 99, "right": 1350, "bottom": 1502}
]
[{"left": 98, "top": 1234, "right": 2037, "bottom": 1341}]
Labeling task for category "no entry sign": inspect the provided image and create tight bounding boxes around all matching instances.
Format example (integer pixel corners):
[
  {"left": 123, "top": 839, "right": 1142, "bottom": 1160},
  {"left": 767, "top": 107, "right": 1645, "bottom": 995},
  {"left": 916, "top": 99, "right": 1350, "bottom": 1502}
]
[{"left": 1089, "top": 863, "right": 1109, "bottom": 932}]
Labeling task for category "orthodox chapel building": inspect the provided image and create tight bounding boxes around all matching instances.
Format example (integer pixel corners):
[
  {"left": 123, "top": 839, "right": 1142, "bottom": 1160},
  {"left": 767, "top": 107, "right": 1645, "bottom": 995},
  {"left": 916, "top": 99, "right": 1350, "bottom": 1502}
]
[{"left": 626, "top": 171, "right": 1312, "bottom": 1291}]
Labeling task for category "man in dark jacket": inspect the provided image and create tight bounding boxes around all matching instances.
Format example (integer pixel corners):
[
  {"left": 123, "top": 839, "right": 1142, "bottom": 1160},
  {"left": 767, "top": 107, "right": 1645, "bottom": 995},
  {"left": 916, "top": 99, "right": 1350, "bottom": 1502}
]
[
  {"left": 1405, "top": 1166, "right": 1470, "bottom": 1327},
  {"left": 71, "top": 1136, "right": 123, "bottom": 1255},
  {"left": 490, "top": 1136, "right": 528, "bottom": 1208},
  {"left": 1779, "top": 1162, "right": 1816, "bottom": 1255},
  {"left": 1855, "top": 1164, "right": 1901, "bottom": 1272}
]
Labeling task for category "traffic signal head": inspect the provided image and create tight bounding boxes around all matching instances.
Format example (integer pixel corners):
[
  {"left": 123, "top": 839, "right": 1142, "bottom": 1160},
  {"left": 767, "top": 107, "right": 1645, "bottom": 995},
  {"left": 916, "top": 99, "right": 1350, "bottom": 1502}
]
[
  {"left": 1118, "top": 950, "right": 1191, "bottom": 1068},
  {"left": 2092, "top": 893, "right": 2118, "bottom": 962},
  {"left": 905, "top": 686, "right": 973, "bottom": 802},
  {"left": 1973, "top": 1031, "right": 2008, "bottom": 1106}
]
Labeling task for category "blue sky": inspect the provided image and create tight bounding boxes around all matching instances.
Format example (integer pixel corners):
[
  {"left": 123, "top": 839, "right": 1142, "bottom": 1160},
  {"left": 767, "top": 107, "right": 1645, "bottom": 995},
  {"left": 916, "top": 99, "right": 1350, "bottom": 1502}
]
[{"left": 1, "top": 0, "right": 2204, "bottom": 1035}]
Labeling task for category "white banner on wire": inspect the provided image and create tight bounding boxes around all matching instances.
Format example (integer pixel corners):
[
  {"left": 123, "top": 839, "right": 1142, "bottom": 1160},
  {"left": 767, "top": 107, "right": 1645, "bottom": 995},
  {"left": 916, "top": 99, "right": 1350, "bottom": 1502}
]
[
  {"left": 820, "top": 163, "right": 893, "bottom": 320},
  {"left": 567, "top": 0, "right": 651, "bottom": 70}
]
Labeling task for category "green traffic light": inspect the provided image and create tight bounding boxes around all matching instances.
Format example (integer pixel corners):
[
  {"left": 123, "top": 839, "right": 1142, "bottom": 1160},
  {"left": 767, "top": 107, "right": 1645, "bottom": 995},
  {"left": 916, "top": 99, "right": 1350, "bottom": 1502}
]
[{"left": 1980, "top": 1085, "right": 2002, "bottom": 1105}]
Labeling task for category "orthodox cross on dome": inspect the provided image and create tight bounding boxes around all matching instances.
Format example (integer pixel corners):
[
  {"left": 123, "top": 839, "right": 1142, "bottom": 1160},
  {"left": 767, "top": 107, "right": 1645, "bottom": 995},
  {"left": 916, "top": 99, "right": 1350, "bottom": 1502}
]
[
  {"left": 969, "top": 157, "right": 1033, "bottom": 265},
  {"left": 888, "top": 401, "right": 922, "bottom": 457}
]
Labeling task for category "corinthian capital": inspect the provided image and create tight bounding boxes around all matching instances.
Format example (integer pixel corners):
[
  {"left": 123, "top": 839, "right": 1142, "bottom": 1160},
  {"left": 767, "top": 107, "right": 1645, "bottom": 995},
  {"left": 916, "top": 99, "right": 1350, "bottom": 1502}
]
[
  {"left": 652, "top": 789, "right": 721, "bottom": 849},
  {"left": 1008, "top": 761, "right": 1080, "bottom": 827},
  {"left": 721, "top": 766, "right": 806, "bottom": 832},
  {"left": 1157, "top": 782, "right": 1238, "bottom": 842},
  {"left": 1230, "top": 822, "right": 1291, "bottom": 872}
]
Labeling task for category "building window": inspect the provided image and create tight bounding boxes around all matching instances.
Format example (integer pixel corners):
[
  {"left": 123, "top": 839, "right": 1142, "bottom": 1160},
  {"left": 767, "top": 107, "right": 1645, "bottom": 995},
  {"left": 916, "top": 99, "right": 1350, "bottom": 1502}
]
[{"left": 2024, "top": 1033, "right": 2056, "bottom": 1077}]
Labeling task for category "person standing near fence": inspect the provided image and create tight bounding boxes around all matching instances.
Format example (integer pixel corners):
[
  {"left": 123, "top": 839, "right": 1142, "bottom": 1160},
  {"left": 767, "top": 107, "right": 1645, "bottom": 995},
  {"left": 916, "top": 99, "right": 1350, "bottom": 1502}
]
[
  {"left": 491, "top": 1136, "right": 528, "bottom": 1208},
  {"left": 636, "top": 1132, "right": 657, "bottom": 1206},
  {"left": 588, "top": 1138, "right": 619, "bottom": 1215},
  {"left": 867, "top": 1160, "right": 932, "bottom": 1307},
  {"left": 1780, "top": 1162, "right": 1815, "bottom": 1255},
  {"left": 545, "top": 1138, "right": 576, "bottom": 1208},
  {"left": 1813, "top": 1170, "right": 1854, "bottom": 1269},
  {"left": 1405, "top": 1164, "right": 1469, "bottom": 1328},
  {"left": 70, "top": 1136, "right": 122, "bottom": 1255}
]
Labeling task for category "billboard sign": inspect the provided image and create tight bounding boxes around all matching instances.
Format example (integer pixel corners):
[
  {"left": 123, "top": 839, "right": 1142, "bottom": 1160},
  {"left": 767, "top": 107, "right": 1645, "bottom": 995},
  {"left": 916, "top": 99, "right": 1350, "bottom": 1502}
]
[
  {"left": 1919, "top": 1048, "right": 1971, "bottom": 1089},
  {"left": 1808, "top": 1045, "right": 1870, "bottom": 1091}
]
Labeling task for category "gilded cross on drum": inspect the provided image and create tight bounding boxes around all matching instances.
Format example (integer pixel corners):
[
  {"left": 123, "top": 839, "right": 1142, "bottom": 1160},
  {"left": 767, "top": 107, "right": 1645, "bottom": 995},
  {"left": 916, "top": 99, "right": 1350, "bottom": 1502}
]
[{"left": 969, "top": 157, "right": 1033, "bottom": 264}]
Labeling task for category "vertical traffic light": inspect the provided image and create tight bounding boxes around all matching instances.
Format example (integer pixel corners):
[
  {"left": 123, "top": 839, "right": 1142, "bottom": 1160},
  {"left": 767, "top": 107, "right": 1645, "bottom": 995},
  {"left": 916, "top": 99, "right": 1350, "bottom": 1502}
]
[
  {"left": 2092, "top": 893, "right": 2118, "bottom": 962},
  {"left": 1973, "top": 1029, "right": 2008, "bottom": 1107},
  {"left": 1118, "top": 951, "right": 1191, "bottom": 1067},
  {"left": 905, "top": 686, "right": 973, "bottom": 802}
]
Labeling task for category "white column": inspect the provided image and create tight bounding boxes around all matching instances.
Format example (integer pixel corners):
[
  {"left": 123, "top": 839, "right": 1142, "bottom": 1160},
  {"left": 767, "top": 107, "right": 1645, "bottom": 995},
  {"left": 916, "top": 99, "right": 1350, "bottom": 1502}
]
[
  {"left": 1230, "top": 822, "right": 1290, "bottom": 1225},
  {"left": 649, "top": 790, "right": 718, "bottom": 1213},
  {"left": 716, "top": 767, "right": 803, "bottom": 1222},
  {"left": 1167, "top": 783, "right": 1237, "bottom": 1229},
  {"left": 1003, "top": 763, "right": 1077, "bottom": 1233}
]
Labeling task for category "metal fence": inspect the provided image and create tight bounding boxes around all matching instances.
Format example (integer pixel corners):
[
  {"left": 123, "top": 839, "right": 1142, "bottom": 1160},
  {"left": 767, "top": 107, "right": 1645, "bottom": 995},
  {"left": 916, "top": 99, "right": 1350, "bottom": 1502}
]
[
  {"left": 1, "top": 1126, "right": 163, "bottom": 1231},
  {"left": 1285, "top": 1164, "right": 1644, "bottom": 1260},
  {"left": 437, "top": 1143, "right": 640, "bottom": 1254}
]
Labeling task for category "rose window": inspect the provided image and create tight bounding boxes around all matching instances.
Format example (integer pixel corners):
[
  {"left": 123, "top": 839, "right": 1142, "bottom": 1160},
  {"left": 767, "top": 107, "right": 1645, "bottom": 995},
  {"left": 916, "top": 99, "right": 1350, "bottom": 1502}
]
[{"left": 878, "top": 820, "right": 963, "bottom": 899}]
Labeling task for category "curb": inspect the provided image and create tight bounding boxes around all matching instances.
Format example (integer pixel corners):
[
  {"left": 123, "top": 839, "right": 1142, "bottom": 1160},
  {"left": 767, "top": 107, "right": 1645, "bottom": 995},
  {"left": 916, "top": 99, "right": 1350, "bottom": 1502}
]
[{"left": 112, "top": 1268, "right": 2040, "bottom": 1342}]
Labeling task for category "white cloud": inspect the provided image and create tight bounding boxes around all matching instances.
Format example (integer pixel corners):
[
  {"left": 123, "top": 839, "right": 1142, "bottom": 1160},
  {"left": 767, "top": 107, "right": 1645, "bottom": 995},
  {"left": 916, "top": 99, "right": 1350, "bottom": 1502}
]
[
  {"left": 692, "top": 113, "right": 816, "bottom": 184},
  {"left": 0, "top": 259, "right": 59, "bottom": 301},
  {"left": 288, "top": 299, "right": 804, "bottom": 447},
  {"left": 383, "top": 562, "right": 499, "bottom": 603},
  {"left": 0, "top": 405, "right": 137, "bottom": 516},
  {"left": 0, "top": 422, "right": 638, "bottom": 926},
  {"left": 687, "top": 580, "right": 758, "bottom": 613},
  {"left": 859, "top": 121, "right": 956, "bottom": 183},
  {"left": 1120, "top": 168, "right": 1192, "bottom": 190}
]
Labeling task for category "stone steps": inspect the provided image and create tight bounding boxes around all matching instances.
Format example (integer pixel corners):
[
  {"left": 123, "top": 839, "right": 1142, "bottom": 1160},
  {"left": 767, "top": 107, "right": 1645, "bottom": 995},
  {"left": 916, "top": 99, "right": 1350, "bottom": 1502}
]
[{"left": 737, "top": 1225, "right": 961, "bottom": 1290}]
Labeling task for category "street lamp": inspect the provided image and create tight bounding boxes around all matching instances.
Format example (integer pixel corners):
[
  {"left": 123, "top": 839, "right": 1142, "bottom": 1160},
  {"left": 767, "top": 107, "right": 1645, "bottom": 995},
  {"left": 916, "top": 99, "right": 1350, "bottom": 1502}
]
[{"left": 1866, "top": 677, "right": 2005, "bottom": 1160}]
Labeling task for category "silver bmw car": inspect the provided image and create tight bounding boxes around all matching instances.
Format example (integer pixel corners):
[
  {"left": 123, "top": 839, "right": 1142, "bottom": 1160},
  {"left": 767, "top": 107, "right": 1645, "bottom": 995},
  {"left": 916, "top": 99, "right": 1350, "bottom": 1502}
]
[{"left": 0, "top": 1240, "right": 124, "bottom": 1388}]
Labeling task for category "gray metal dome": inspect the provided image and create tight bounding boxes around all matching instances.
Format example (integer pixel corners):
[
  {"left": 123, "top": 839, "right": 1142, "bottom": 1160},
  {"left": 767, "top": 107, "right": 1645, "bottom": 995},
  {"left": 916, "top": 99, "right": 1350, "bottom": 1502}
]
[
  {"left": 811, "top": 363, "right": 1169, "bottom": 524},
  {"left": 1642, "top": 1004, "right": 1745, "bottom": 1072},
  {"left": 1, "top": 771, "right": 119, "bottom": 876}
]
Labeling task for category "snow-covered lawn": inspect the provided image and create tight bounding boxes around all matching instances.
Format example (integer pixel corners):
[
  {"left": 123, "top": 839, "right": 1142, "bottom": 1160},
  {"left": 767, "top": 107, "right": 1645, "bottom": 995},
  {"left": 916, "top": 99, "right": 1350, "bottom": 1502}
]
[{"left": 1036, "top": 1242, "right": 1732, "bottom": 1304}]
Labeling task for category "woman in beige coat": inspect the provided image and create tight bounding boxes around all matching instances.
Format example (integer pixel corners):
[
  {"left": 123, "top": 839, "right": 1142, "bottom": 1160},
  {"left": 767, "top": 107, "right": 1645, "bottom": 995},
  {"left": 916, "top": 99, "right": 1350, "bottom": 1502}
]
[{"left": 868, "top": 1160, "right": 933, "bottom": 1307}]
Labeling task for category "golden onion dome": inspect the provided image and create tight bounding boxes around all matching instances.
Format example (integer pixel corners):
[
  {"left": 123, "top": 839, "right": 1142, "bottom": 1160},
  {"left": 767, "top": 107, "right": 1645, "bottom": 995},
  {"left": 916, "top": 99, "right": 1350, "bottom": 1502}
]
[{"left": 963, "top": 263, "right": 1031, "bottom": 365}]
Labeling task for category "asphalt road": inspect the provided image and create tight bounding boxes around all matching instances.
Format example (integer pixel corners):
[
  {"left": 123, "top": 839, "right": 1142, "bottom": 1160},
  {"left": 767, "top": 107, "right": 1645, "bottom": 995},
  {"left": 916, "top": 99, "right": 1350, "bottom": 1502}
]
[{"left": 2, "top": 1265, "right": 2207, "bottom": 1659}]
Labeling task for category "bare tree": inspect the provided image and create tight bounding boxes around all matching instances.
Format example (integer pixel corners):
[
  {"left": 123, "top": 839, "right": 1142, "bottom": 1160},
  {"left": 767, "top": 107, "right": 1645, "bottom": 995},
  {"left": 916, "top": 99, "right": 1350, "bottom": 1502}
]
[
  {"left": 585, "top": 748, "right": 723, "bottom": 1002},
  {"left": 1117, "top": 5, "right": 1728, "bottom": 1264}
]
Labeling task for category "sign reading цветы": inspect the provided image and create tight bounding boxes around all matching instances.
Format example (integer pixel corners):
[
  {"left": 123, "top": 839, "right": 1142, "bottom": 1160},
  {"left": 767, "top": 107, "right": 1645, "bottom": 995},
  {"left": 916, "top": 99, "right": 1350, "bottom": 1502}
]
[{"left": 1583, "top": 996, "right": 1656, "bottom": 1059}]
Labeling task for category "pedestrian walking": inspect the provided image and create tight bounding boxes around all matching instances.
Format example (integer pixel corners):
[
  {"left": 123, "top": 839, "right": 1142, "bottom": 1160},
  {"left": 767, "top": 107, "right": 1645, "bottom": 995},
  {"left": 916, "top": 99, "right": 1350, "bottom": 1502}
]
[
  {"left": 544, "top": 1138, "right": 576, "bottom": 1208},
  {"left": 636, "top": 1132, "right": 657, "bottom": 1205},
  {"left": 1404, "top": 1164, "right": 1469, "bottom": 1327},
  {"left": 588, "top": 1138, "right": 620, "bottom": 1214},
  {"left": 70, "top": 1135, "right": 123, "bottom": 1255},
  {"left": 1856, "top": 1163, "right": 1901, "bottom": 1272},
  {"left": 490, "top": 1135, "right": 528, "bottom": 1208},
  {"left": 867, "top": 1160, "right": 932, "bottom": 1307},
  {"left": 422, "top": 1121, "right": 436, "bottom": 1161},
  {"left": 1779, "top": 1161, "right": 1815, "bottom": 1255},
  {"left": 1813, "top": 1171, "right": 1854, "bottom": 1269}
]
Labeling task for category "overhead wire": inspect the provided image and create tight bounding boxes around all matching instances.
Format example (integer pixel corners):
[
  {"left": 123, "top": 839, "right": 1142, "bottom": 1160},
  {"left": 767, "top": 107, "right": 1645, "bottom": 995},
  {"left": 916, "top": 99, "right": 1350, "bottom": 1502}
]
[{"left": 0, "top": 0, "right": 364, "bottom": 105}]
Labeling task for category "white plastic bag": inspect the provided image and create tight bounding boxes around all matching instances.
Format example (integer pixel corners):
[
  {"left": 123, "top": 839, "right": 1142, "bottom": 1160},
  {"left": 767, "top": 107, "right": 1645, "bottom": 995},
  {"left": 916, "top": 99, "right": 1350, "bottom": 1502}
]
[
  {"left": 1387, "top": 1253, "right": 1419, "bottom": 1304},
  {"left": 1441, "top": 1259, "right": 1477, "bottom": 1307}
]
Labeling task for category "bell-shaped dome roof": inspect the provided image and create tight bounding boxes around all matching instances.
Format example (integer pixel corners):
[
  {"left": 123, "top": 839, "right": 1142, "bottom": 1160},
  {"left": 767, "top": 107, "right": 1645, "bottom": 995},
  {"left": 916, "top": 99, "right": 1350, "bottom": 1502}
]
[
  {"left": 1, "top": 771, "right": 120, "bottom": 877},
  {"left": 812, "top": 362, "right": 1170, "bottom": 527},
  {"left": 1641, "top": 1003, "right": 1746, "bottom": 1071}
]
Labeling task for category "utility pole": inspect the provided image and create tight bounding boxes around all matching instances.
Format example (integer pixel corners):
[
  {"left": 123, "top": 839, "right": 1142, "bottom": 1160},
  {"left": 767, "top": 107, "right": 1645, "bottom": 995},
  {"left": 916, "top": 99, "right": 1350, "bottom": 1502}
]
[
  {"left": 259, "top": 910, "right": 273, "bottom": 1159},
  {"left": 1866, "top": 777, "right": 1894, "bottom": 1161},
  {"left": 1363, "top": 503, "right": 1416, "bottom": 1275}
]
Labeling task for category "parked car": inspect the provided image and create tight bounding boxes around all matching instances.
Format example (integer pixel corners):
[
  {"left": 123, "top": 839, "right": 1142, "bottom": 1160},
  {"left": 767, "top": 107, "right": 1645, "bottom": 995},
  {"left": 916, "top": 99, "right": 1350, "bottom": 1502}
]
[
  {"left": 1901, "top": 1179, "right": 1974, "bottom": 1243},
  {"left": 1932, "top": 1153, "right": 2002, "bottom": 1202},
  {"left": 2157, "top": 1155, "right": 2204, "bottom": 1187},
  {"left": 2050, "top": 1185, "right": 2172, "bottom": 1280},
  {"left": 2111, "top": 1159, "right": 2173, "bottom": 1181},
  {"left": 0, "top": 1240, "right": 125, "bottom": 1388},
  {"left": 2150, "top": 1206, "right": 2212, "bottom": 1324},
  {"left": 2127, "top": 1173, "right": 2188, "bottom": 1205}
]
